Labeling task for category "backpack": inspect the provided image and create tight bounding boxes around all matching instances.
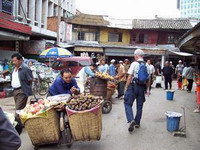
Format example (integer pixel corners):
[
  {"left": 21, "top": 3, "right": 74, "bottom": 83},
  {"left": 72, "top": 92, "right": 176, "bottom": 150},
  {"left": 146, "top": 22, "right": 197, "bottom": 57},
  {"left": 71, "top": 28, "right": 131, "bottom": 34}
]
[{"left": 134, "top": 61, "right": 149, "bottom": 86}]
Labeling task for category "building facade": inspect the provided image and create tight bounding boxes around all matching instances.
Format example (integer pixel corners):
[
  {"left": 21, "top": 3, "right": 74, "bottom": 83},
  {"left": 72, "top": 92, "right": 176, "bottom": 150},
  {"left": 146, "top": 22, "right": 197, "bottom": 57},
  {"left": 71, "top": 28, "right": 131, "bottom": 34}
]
[
  {"left": 0, "top": 0, "right": 76, "bottom": 59},
  {"left": 178, "top": 0, "right": 200, "bottom": 18},
  {"left": 131, "top": 18, "right": 193, "bottom": 67},
  {"left": 65, "top": 14, "right": 194, "bottom": 67},
  {"left": 0, "top": 0, "right": 32, "bottom": 59}
]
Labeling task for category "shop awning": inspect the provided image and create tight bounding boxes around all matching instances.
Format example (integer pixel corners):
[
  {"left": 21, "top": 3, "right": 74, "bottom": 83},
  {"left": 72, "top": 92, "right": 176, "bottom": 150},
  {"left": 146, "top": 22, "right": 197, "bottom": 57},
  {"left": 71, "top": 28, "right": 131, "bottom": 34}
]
[
  {"left": 58, "top": 42, "right": 74, "bottom": 48},
  {"left": 0, "top": 30, "right": 30, "bottom": 40},
  {"left": 178, "top": 22, "right": 200, "bottom": 55},
  {"left": 105, "top": 48, "right": 135, "bottom": 57},
  {"left": 168, "top": 50, "right": 193, "bottom": 56}
]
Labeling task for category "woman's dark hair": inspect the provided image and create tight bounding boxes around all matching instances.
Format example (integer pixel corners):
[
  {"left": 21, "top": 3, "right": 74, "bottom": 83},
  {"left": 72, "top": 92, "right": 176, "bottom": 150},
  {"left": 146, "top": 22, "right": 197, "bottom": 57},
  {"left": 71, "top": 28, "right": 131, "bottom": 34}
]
[
  {"left": 91, "top": 63, "right": 97, "bottom": 68},
  {"left": 114, "top": 60, "right": 120, "bottom": 65},
  {"left": 11, "top": 53, "right": 23, "bottom": 60},
  {"left": 61, "top": 69, "right": 72, "bottom": 77}
]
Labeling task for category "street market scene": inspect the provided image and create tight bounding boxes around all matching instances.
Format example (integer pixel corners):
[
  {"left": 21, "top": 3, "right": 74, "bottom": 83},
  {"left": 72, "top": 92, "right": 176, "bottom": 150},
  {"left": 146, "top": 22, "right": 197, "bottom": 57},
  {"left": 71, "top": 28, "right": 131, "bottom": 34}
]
[{"left": 0, "top": 0, "right": 200, "bottom": 150}]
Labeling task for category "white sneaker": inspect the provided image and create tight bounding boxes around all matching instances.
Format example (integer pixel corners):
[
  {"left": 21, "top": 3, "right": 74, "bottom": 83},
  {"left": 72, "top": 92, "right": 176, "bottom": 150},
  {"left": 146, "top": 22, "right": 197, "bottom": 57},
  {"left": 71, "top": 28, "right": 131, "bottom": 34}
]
[{"left": 193, "top": 108, "right": 200, "bottom": 113}]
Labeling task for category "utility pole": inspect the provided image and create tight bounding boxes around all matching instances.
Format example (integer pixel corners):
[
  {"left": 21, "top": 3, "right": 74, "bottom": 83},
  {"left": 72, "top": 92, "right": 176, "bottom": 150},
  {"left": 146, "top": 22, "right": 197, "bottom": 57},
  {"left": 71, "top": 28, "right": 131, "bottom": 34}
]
[{"left": 57, "top": 0, "right": 61, "bottom": 45}]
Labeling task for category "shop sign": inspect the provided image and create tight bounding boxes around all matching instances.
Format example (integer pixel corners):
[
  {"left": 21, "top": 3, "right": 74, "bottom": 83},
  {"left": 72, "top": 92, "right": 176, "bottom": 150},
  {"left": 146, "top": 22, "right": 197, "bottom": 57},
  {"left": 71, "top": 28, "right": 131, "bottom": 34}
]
[
  {"left": 66, "top": 24, "right": 72, "bottom": 41},
  {"left": 75, "top": 46, "right": 103, "bottom": 52},
  {"left": 143, "top": 49, "right": 165, "bottom": 55}
]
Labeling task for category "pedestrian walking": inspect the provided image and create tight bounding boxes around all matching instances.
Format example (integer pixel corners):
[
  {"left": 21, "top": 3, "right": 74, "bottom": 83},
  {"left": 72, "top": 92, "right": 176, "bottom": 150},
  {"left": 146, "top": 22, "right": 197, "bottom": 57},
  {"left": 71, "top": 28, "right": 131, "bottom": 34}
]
[
  {"left": 175, "top": 60, "right": 184, "bottom": 79},
  {"left": 109, "top": 59, "right": 116, "bottom": 77},
  {"left": 11, "top": 53, "right": 33, "bottom": 111},
  {"left": 154, "top": 60, "right": 162, "bottom": 88},
  {"left": 170, "top": 61, "right": 175, "bottom": 78},
  {"left": 147, "top": 59, "right": 155, "bottom": 93},
  {"left": 98, "top": 59, "right": 109, "bottom": 73},
  {"left": 162, "top": 61, "right": 173, "bottom": 90},
  {"left": 182, "top": 64, "right": 189, "bottom": 90},
  {"left": 185, "top": 63, "right": 195, "bottom": 93},
  {"left": 123, "top": 59, "right": 130, "bottom": 78},
  {"left": 114, "top": 60, "right": 126, "bottom": 99},
  {"left": 0, "top": 106, "right": 21, "bottom": 150},
  {"left": 124, "top": 49, "right": 150, "bottom": 132},
  {"left": 177, "top": 73, "right": 183, "bottom": 90}
]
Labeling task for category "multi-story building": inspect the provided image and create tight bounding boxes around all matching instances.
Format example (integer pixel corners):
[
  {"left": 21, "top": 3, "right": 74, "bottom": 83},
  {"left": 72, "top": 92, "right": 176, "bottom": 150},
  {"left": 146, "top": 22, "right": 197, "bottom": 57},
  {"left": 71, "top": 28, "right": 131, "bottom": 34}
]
[
  {"left": 0, "top": 0, "right": 76, "bottom": 59},
  {"left": 131, "top": 18, "right": 193, "bottom": 66},
  {"left": 0, "top": 0, "right": 32, "bottom": 59},
  {"left": 177, "top": 0, "right": 200, "bottom": 19},
  {"left": 65, "top": 13, "right": 194, "bottom": 67}
]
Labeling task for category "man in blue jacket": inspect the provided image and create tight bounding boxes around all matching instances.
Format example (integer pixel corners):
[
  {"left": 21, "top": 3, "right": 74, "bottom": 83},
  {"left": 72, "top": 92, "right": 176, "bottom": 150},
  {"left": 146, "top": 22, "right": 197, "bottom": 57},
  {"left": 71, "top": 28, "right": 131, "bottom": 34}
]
[
  {"left": 0, "top": 106, "right": 21, "bottom": 150},
  {"left": 49, "top": 69, "right": 80, "bottom": 96}
]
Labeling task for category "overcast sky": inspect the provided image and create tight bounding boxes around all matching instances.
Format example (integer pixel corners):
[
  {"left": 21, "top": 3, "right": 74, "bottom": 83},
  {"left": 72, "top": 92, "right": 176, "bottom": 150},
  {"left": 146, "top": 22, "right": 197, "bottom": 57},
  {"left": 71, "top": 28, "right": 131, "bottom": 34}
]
[{"left": 76, "top": 0, "right": 180, "bottom": 19}]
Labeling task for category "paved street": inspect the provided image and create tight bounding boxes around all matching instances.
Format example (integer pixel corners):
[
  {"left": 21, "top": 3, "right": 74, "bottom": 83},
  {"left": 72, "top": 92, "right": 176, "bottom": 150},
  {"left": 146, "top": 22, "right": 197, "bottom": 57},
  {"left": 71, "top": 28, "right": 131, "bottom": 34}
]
[{"left": 1, "top": 81, "right": 200, "bottom": 150}]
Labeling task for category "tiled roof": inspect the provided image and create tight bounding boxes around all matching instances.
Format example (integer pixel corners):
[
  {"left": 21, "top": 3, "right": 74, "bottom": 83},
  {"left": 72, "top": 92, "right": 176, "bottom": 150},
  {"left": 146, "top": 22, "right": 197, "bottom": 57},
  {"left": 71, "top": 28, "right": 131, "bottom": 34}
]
[
  {"left": 66, "top": 13, "right": 109, "bottom": 27},
  {"left": 132, "top": 18, "right": 192, "bottom": 29}
]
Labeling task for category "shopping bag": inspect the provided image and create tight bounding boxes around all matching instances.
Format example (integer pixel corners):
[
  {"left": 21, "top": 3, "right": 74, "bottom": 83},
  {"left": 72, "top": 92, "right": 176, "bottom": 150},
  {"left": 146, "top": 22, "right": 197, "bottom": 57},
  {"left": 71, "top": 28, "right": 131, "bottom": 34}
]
[{"left": 156, "top": 76, "right": 162, "bottom": 84}]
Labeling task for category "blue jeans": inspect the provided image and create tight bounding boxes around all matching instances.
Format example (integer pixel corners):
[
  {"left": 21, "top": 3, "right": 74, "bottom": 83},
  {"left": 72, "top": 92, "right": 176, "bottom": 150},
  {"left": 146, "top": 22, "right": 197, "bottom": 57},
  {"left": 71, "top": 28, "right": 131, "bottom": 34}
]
[{"left": 124, "top": 83, "right": 145, "bottom": 125}]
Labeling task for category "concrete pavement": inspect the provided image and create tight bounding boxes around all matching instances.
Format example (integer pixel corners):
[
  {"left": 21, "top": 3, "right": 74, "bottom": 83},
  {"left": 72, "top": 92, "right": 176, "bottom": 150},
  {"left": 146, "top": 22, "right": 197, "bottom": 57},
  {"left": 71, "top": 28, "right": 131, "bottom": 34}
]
[{"left": 0, "top": 81, "right": 200, "bottom": 150}]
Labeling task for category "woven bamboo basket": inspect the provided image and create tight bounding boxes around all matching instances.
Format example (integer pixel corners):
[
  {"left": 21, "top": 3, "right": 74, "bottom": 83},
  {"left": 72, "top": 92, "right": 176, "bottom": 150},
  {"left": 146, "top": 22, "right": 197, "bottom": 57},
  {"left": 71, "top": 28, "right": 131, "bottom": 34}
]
[
  {"left": 66, "top": 105, "right": 102, "bottom": 141},
  {"left": 24, "top": 108, "right": 60, "bottom": 146}
]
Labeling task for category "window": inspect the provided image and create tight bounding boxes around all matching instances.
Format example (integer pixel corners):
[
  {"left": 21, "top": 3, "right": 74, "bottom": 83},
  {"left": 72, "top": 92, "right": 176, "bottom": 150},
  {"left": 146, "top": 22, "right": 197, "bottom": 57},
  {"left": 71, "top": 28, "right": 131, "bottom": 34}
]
[
  {"left": 52, "top": 61, "right": 64, "bottom": 68},
  {"left": 137, "top": 33, "right": 148, "bottom": 43},
  {"left": 67, "top": 61, "right": 78, "bottom": 67},
  {"left": 53, "top": 5, "right": 57, "bottom": 16},
  {"left": 167, "top": 34, "right": 179, "bottom": 44},
  {"left": 108, "top": 32, "right": 122, "bottom": 42},
  {"left": 78, "top": 60, "right": 91, "bottom": 66},
  {"left": 2, "top": 0, "right": 14, "bottom": 14},
  {"left": 27, "top": 0, "right": 30, "bottom": 18},
  {"left": 132, "top": 33, "right": 137, "bottom": 42},
  {"left": 78, "top": 32, "right": 84, "bottom": 40}
]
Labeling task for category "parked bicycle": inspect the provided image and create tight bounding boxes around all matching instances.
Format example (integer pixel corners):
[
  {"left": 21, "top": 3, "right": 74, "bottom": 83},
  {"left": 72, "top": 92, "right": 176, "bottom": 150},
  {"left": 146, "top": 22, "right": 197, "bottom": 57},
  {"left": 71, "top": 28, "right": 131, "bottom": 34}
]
[{"left": 31, "top": 72, "right": 53, "bottom": 98}]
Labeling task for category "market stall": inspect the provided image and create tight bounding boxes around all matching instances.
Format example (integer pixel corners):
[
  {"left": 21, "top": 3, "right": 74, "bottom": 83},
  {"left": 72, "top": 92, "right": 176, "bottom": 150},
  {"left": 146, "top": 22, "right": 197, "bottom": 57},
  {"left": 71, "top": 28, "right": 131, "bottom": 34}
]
[{"left": 18, "top": 93, "right": 104, "bottom": 149}]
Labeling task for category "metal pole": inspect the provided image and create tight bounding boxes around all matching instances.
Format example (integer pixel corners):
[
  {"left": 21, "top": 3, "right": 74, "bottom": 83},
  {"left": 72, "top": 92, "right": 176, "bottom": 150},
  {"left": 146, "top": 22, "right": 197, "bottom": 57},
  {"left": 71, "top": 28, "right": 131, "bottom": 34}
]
[{"left": 57, "top": 0, "right": 61, "bottom": 46}]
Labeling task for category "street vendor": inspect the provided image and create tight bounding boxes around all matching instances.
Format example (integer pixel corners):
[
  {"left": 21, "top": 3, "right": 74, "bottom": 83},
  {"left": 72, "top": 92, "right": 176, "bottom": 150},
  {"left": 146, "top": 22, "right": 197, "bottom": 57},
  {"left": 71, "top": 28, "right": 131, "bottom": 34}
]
[
  {"left": 76, "top": 64, "right": 97, "bottom": 93},
  {"left": 48, "top": 69, "right": 80, "bottom": 96}
]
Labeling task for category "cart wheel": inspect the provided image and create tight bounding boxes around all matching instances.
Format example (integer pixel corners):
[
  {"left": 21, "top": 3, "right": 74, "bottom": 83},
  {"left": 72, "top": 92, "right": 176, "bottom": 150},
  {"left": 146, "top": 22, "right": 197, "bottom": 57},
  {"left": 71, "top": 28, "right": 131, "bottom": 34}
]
[
  {"left": 39, "top": 81, "right": 49, "bottom": 95},
  {"left": 34, "top": 145, "right": 39, "bottom": 150},
  {"left": 67, "top": 143, "right": 72, "bottom": 148},
  {"left": 102, "top": 100, "right": 112, "bottom": 114}
]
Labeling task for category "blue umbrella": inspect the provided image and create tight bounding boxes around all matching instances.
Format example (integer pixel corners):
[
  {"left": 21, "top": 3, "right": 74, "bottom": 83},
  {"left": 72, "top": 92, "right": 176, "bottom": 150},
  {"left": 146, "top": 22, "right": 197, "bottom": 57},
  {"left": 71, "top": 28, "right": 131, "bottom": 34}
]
[{"left": 40, "top": 47, "right": 73, "bottom": 58}]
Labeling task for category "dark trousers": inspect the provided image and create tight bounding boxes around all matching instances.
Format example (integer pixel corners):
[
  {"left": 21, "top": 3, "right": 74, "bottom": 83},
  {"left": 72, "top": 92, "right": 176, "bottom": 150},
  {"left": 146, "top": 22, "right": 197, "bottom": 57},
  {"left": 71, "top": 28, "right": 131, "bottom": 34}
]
[
  {"left": 124, "top": 83, "right": 145, "bottom": 125},
  {"left": 164, "top": 75, "right": 172, "bottom": 90},
  {"left": 117, "top": 81, "right": 126, "bottom": 97},
  {"left": 187, "top": 79, "right": 193, "bottom": 92},
  {"left": 13, "top": 88, "right": 28, "bottom": 134},
  {"left": 13, "top": 88, "right": 28, "bottom": 110}
]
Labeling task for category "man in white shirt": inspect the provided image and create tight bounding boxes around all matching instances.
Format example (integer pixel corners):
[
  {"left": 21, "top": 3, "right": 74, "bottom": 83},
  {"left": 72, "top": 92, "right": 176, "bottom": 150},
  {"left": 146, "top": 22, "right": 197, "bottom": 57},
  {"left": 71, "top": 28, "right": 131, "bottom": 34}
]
[
  {"left": 124, "top": 49, "right": 150, "bottom": 132},
  {"left": 147, "top": 59, "right": 155, "bottom": 92},
  {"left": 11, "top": 53, "right": 33, "bottom": 111}
]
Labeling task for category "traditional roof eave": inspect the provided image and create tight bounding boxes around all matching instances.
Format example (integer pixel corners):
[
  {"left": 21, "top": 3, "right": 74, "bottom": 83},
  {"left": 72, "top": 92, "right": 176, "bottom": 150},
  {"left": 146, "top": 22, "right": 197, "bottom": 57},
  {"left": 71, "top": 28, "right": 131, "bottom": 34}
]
[{"left": 177, "top": 22, "right": 200, "bottom": 55}]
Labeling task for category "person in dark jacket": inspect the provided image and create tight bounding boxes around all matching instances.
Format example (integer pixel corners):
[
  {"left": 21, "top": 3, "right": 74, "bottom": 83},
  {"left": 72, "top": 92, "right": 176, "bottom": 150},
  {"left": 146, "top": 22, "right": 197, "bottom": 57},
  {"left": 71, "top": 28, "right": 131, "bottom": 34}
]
[
  {"left": 11, "top": 53, "right": 33, "bottom": 111},
  {"left": 162, "top": 61, "right": 173, "bottom": 90},
  {"left": 0, "top": 106, "right": 21, "bottom": 150},
  {"left": 49, "top": 69, "right": 80, "bottom": 96}
]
